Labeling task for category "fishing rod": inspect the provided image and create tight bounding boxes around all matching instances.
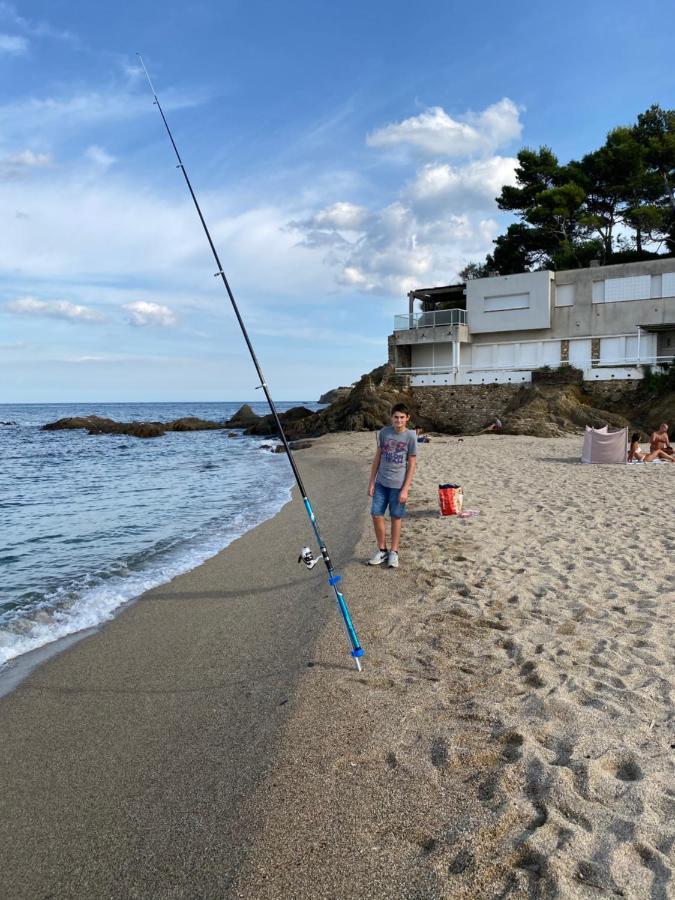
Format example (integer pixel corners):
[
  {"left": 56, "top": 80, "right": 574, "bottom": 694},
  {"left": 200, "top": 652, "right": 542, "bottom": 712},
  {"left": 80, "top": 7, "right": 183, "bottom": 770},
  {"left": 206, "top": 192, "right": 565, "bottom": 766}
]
[{"left": 138, "top": 55, "right": 364, "bottom": 671}]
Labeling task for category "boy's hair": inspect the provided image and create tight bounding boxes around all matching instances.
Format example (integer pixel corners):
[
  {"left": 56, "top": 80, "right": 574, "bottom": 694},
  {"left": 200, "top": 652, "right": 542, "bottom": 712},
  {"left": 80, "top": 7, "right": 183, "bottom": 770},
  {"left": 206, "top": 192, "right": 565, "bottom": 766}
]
[{"left": 391, "top": 403, "right": 410, "bottom": 416}]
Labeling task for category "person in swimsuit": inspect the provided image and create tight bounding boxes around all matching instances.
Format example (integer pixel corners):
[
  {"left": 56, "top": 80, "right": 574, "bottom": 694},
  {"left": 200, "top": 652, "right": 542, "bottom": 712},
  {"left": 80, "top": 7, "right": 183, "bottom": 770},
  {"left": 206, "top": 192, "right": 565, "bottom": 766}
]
[
  {"left": 629, "top": 432, "right": 675, "bottom": 462},
  {"left": 650, "top": 423, "right": 673, "bottom": 456}
]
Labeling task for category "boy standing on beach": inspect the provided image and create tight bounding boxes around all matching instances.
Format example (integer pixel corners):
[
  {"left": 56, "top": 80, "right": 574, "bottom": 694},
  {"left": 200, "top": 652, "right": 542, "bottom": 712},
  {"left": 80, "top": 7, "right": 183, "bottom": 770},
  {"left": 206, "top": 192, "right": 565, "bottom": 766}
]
[{"left": 368, "top": 403, "right": 417, "bottom": 568}]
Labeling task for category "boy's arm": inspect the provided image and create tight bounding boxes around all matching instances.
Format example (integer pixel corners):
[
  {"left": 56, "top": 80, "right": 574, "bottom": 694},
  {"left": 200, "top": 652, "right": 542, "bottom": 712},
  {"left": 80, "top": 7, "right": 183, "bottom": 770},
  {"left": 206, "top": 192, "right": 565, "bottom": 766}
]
[
  {"left": 399, "top": 456, "right": 417, "bottom": 504},
  {"left": 368, "top": 448, "right": 382, "bottom": 496}
]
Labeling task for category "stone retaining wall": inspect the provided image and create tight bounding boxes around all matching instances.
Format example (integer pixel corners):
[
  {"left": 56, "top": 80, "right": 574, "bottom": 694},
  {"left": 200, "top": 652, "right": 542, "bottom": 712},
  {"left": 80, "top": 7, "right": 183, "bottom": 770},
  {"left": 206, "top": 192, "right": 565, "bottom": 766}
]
[
  {"left": 412, "top": 384, "right": 522, "bottom": 432},
  {"left": 412, "top": 379, "right": 640, "bottom": 433}
]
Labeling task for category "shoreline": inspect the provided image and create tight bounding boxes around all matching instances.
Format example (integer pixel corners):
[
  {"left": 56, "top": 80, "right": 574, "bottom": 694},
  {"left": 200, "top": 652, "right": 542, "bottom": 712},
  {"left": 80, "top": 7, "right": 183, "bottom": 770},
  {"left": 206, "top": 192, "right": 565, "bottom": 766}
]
[
  {"left": 0, "top": 473, "right": 295, "bottom": 696},
  {"left": 2, "top": 432, "right": 672, "bottom": 898},
  {"left": 0, "top": 440, "right": 371, "bottom": 899}
]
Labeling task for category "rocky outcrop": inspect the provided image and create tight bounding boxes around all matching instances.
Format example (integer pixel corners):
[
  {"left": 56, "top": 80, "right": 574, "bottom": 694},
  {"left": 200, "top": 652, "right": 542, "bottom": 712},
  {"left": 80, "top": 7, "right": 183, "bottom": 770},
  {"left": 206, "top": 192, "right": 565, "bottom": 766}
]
[
  {"left": 43, "top": 415, "right": 227, "bottom": 438},
  {"left": 272, "top": 440, "right": 314, "bottom": 452},
  {"left": 245, "top": 365, "right": 424, "bottom": 440},
  {"left": 502, "top": 385, "right": 631, "bottom": 437},
  {"left": 318, "top": 386, "right": 353, "bottom": 404},
  {"left": 245, "top": 406, "right": 319, "bottom": 437},
  {"left": 224, "top": 404, "right": 260, "bottom": 428}
]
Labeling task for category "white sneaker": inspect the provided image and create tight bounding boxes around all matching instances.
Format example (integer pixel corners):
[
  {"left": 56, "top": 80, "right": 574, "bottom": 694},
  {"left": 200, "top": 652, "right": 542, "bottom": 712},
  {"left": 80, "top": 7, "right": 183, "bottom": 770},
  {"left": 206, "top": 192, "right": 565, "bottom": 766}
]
[
  {"left": 368, "top": 549, "right": 388, "bottom": 566},
  {"left": 388, "top": 551, "right": 399, "bottom": 568}
]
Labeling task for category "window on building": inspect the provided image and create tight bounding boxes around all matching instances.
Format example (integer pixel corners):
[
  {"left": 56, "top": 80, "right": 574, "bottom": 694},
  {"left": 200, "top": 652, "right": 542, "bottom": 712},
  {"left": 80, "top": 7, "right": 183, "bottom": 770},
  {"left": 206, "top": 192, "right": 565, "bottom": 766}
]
[
  {"left": 483, "top": 292, "right": 530, "bottom": 312},
  {"left": 592, "top": 281, "right": 605, "bottom": 303},
  {"left": 651, "top": 274, "right": 662, "bottom": 298},
  {"left": 568, "top": 339, "right": 592, "bottom": 367},
  {"left": 599, "top": 337, "right": 625, "bottom": 364},
  {"left": 604, "top": 275, "right": 651, "bottom": 302},
  {"left": 662, "top": 272, "right": 675, "bottom": 297},
  {"left": 472, "top": 344, "right": 493, "bottom": 368},
  {"left": 541, "top": 342, "right": 562, "bottom": 366},
  {"left": 555, "top": 284, "right": 575, "bottom": 307}
]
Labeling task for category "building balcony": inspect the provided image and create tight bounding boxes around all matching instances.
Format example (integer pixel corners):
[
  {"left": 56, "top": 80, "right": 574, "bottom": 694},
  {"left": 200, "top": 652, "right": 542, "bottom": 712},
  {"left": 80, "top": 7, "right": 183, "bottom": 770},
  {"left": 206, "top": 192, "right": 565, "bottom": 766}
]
[{"left": 393, "top": 308, "right": 467, "bottom": 331}]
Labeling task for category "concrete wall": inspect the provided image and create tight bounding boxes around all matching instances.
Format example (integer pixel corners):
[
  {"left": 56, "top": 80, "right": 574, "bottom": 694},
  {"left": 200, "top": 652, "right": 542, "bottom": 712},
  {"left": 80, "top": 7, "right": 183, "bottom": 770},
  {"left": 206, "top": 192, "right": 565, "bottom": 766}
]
[
  {"left": 466, "top": 270, "right": 553, "bottom": 334},
  {"left": 462, "top": 258, "right": 675, "bottom": 346},
  {"left": 550, "top": 259, "right": 675, "bottom": 341}
]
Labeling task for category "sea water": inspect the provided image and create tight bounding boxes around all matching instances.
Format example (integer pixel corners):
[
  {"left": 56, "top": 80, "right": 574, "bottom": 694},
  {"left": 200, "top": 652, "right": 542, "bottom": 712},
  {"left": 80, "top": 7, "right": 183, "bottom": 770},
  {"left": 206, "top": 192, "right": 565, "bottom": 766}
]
[{"left": 0, "top": 402, "right": 320, "bottom": 668}]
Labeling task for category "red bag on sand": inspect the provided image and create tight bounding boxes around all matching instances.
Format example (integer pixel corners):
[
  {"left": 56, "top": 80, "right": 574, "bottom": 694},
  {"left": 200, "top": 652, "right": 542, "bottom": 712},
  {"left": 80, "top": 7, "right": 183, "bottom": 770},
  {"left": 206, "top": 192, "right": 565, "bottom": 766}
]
[{"left": 439, "top": 483, "right": 463, "bottom": 516}]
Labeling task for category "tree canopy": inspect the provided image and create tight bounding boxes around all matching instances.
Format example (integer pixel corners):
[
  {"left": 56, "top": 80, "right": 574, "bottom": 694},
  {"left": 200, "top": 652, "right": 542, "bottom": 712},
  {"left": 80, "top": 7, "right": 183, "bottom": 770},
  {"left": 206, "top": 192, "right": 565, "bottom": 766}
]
[{"left": 460, "top": 104, "right": 675, "bottom": 278}]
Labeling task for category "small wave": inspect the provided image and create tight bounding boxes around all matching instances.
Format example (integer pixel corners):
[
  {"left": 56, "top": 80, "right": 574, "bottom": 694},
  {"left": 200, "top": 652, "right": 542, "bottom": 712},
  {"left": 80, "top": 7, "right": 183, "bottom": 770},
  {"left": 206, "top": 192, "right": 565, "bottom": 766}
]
[{"left": 0, "top": 478, "right": 293, "bottom": 668}]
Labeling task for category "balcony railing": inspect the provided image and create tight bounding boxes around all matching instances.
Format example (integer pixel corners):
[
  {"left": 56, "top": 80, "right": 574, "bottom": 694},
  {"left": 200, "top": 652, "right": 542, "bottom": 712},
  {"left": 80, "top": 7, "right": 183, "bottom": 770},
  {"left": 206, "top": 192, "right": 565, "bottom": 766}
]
[
  {"left": 395, "top": 354, "right": 674, "bottom": 376},
  {"left": 394, "top": 309, "right": 467, "bottom": 331}
]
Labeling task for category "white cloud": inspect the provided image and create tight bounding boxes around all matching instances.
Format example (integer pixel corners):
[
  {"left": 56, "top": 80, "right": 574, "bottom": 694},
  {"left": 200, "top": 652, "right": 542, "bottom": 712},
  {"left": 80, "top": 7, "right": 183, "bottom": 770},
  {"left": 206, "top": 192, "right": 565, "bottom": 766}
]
[
  {"left": 367, "top": 98, "right": 522, "bottom": 158},
  {"left": 0, "top": 87, "right": 201, "bottom": 151},
  {"left": 289, "top": 98, "right": 522, "bottom": 295},
  {"left": 0, "top": 2, "right": 75, "bottom": 43},
  {"left": 0, "top": 32, "right": 26, "bottom": 54},
  {"left": 0, "top": 148, "right": 52, "bottom": 180},
  {"left": 4, "top": 149, "right": 51, "bottom": 167},
  {"left": 6, "top": 296, "right": 105, "bottom": 322},
  {"left": 405, "top": 156, "right": 519, "bottom": 214},
  {"left": 84, "top": 145, "right": 116, "bottom": 169},
  {"left": 123, "top": 301, "right": 177, "bottom": 327},
  {"left": 305, "top": 201, "right": 371, "bottom": 231}
]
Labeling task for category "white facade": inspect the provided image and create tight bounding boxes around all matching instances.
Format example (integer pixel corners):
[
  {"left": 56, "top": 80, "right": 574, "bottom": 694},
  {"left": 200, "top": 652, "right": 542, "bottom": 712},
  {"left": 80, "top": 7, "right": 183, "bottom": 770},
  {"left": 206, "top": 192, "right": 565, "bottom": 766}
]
[{"left": 393, "top": 259, "right": 675, "bottom": 386}]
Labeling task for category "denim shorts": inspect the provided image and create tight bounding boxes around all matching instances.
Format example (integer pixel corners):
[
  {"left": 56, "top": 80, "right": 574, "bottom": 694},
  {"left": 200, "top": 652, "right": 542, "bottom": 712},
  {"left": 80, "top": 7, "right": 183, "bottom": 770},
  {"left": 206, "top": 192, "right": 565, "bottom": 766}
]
[{"left": 371, "top": 481, "right": 406, "bottom": 518}]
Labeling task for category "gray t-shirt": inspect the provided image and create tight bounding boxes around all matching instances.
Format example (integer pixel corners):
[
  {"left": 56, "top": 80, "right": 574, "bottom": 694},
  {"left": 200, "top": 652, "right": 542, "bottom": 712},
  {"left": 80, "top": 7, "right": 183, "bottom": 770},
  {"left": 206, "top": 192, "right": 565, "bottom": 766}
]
[{"left": 376, "top": 426, "right": 417, "bottom": 489}]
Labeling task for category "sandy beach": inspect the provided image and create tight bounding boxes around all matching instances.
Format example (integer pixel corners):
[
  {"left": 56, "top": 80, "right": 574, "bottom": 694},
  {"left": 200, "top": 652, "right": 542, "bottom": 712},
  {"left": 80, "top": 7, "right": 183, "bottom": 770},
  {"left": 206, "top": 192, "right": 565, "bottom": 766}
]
[{"left": 1, "top": 433, "right": 673, "bottom": 898}]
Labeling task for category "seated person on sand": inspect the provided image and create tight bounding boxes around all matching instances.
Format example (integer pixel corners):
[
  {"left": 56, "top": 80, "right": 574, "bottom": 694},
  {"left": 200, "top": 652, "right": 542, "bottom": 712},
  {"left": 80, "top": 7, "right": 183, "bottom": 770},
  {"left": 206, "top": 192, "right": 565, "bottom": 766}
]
[
  {"left": 650, "top": 423, "right": 674, "bottom": 456},
  {"left": 479, "top": 417, "right": 502, "bottom": 434},
  {"left": 415, "top": 427, "right": 431, "bottom": 443},
  {"left": 628, "top": 432, "right": 675, "bottom": 462}
]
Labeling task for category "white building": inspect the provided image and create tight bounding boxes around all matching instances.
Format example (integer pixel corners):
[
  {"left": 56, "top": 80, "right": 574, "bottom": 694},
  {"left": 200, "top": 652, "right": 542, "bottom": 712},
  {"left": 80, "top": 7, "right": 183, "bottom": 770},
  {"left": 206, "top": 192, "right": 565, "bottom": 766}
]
[{"left": 390, "top": 258, "right": 675, "bottom": 386}]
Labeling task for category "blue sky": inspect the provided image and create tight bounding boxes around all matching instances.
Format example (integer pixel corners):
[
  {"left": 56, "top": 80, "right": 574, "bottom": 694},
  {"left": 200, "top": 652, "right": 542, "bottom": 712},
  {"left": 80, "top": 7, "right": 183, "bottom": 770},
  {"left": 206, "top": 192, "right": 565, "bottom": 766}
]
[{"left": 1, "top": 0, "right": 674, "bottom": 402}]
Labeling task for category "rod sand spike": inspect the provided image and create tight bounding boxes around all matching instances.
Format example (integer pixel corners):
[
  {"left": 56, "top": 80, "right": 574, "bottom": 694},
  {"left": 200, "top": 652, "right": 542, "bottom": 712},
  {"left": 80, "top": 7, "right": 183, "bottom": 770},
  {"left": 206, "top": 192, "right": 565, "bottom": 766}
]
[{"left": 137, "top": 54, "right": 364, "bottom": 671}]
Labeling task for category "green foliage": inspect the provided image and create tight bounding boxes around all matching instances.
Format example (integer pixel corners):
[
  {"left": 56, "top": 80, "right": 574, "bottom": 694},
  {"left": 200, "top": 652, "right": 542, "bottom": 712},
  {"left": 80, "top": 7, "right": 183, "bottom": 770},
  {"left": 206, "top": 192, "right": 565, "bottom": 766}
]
[
  {"left": 458, "top": 260, "right": 492, "bottom": 280},
  {"left": 640, "top": 361, "right": 675, "bottom": 395},
  {"left": 464, "top": 105, "right": 675, "bottom": 275}
]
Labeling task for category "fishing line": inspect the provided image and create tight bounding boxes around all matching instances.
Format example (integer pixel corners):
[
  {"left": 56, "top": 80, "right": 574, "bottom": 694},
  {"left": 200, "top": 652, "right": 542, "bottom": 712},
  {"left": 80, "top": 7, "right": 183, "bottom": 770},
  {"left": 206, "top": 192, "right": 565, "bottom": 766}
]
[{"left": 137, "top": 55, "right": 364, "bottom": 670}]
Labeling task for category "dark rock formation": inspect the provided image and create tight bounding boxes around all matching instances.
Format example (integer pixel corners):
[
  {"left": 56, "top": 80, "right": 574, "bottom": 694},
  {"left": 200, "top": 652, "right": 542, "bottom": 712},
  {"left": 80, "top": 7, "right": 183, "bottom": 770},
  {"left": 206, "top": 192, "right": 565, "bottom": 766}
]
[
  {"left": 245, "top": 406, "right": 318, "bottom": 437},
  {"left": 273, "top": 440, "right": 314, "bottom": 452},
  {"left": 224, "top": 404, "right": 260, "bottom": 428},
  {"left": 318, "top": 386, "right": 353, "bottom": 403},
  {"left": 502, "top": 385, "right": 631, "bottom": 437},
  {"left": 43, "top": 415, "right": 227, "bottom": 439},
  {"left": 245, "top": 365, "right": 422, "bottom": 439}
]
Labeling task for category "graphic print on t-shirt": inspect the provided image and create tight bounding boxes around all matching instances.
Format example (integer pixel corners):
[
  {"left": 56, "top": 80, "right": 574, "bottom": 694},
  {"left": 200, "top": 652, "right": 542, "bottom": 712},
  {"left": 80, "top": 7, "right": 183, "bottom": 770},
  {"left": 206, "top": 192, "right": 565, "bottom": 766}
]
[{"left": 382, "top": 435, "right": 409, "bottom": 466}]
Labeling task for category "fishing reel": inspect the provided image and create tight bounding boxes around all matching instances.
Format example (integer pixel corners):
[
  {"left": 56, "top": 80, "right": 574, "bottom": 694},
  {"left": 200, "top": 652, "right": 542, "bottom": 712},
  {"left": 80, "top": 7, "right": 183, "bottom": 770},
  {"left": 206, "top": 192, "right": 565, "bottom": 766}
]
[{"left": 298, "top": 546, "right": 320, "bottom": 570}]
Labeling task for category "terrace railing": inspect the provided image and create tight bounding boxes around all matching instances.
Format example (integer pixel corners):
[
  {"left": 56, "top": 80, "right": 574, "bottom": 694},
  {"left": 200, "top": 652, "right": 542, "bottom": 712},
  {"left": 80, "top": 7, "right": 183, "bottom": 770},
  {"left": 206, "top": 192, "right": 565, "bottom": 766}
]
[{"left": 393, "top": 308, "right": 467, "bottom": 331}]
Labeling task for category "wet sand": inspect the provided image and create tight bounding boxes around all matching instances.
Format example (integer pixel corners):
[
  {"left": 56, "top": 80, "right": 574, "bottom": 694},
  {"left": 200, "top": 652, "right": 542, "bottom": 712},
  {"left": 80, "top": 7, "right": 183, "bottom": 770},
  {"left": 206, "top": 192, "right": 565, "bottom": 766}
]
[
  {"left": 0, "top": 450, "right": 368, "bottom": 899},
  {"left": 1, "top": 433, "right": 673, "bottom": 899}
]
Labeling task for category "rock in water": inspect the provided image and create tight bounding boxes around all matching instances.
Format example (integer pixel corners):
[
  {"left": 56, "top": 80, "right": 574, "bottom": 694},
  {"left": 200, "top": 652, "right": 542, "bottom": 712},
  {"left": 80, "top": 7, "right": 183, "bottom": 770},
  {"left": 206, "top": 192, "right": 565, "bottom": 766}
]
[
  {"left": 273, "top": 440, "right": 314, "bottom": 452},
  {"left": 245, "top": 406, "right": 317, "bottom": 437},
  {"left": 43, "top": 416, "right": 228, "bottom": 439},
  {"left": 224, "top": 404, "right": 260, "bottom": 427}
]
